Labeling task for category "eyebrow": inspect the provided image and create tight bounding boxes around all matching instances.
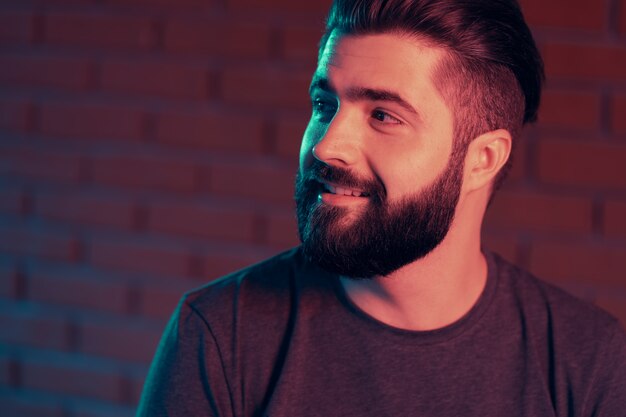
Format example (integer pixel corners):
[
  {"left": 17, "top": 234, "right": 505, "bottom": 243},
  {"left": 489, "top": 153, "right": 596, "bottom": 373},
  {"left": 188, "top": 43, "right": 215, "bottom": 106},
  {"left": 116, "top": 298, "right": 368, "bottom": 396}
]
[{"left": 309, "top": 77, "right": 419, "bottom": 116}]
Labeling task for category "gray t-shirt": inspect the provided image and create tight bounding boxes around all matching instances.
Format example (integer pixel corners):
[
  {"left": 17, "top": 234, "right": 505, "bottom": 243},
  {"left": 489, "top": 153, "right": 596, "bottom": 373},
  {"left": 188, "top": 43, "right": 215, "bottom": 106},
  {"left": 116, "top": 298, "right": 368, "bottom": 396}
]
[{"left": 137, "top": 248, "right": 626, "bottom": 417}]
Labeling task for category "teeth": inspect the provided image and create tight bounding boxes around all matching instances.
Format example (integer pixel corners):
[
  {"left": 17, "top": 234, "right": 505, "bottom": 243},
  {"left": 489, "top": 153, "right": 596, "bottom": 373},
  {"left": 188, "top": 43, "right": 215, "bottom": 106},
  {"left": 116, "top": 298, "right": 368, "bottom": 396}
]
[{"left": 323, "top": 183, "right": 365, "bottom": 197}]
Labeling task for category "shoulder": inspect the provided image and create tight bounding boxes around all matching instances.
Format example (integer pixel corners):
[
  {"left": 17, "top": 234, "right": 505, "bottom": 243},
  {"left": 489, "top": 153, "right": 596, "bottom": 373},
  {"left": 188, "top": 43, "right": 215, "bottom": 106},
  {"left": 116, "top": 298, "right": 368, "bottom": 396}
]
[
  {"left": 182, "top": 247, "right": 306, "bottom": 320},
  {"left": 491, "top": 251, "right": 619, "bottom": 330},
  {"left": 490, "top": 251, "right": 624, "bottom": 363},
  {"left": 174, "top": 246, "right": 338, "bottom": 344},
  {"left": 137, "top": 251, "right": 303, "bottom": 417},
  {"left": 489, "top": 252, "right": 626, "bottom": 411}
]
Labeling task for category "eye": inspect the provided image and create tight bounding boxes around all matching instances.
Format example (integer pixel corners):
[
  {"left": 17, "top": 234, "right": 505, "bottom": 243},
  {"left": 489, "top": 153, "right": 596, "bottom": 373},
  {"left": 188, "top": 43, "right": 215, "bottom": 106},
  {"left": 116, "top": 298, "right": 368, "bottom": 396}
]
[
  {"left": 371, "top": 109, "right": 402, "bottom": 125},
  {"left": 311, "top": 98, "right": 337, "bottom": 121}
]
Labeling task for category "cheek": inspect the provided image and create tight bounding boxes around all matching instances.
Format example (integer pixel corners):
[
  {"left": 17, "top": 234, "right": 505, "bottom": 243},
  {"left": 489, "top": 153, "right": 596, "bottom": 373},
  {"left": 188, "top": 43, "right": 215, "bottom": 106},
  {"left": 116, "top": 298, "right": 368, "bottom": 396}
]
[{"left": 368, "top": 144, "right": 448, "bottom": 199}]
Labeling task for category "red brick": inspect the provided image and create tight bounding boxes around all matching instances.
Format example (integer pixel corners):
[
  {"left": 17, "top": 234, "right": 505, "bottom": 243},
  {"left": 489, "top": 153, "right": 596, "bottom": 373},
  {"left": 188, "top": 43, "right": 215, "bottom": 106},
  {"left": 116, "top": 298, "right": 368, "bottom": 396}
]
[
  {"left": 0, "top": 11, "right": 34, "bottom": 43},
  {"left": 138, "top": 284, "right": 184, "bottom": 320},
  {"left": 0, "top": 226, "right": 81, "bottom": 262},
  {"left": 543, "top": 42, "right": 626, "bottom": 81},
  {"left": 0, "top": 98, "right": 31, "bottom": 132},
  {"left": 538, "top": 90, "right": 601, "bottom": 130},
  {"left": 27, "top": 269, "right": 129, "bottom": 314},
  {"left": 481, "top": 234, "right": 519, "bottom": 266},
  {"left": 484, "top": 191, "right": 593, "bottom": 234},
  {"left": 594, "top": 295, "right": 626, "bottom": 329},
  {"left": 91, "top": 154, "right": 197, "bottom": 192},
  {"left": 0, "top": 55, "right": 93, "bottom": 90},
  {"left": 155, "top": 109, "right": 264, "bottom": 153},
  {"left": 221, "top": 67, "right": 310, "bottom": 109},
  {"left": 90, "top": 238, "right": 191, "bottom": 278},
  {"left": 78, "top": 319, "right": 162, "bottom": 363},
  {"left": 275, "top": 117, "right": 307, "bottom": 160},
  {"left": 128, "top": 370, "right": 148, "bottom": 409},
  {"left": 610, "top": 94, "right": 626, "bottom": 135},
  {"left": 103, "top": 0, "right": 213, "bottom": 6},
  {"left": 529, "top": 242, "right": 626, "bottom": 287},
  {"left": 44, "top": 12, "right": 156, "bottom": 50},
  {"left": 40, "top": 101, "right": 145, "bottom": 141},
  {"left": 202, "top": 248, "right": 269, "bottom": 279},
  {"left": 210, "top": 160, "right": 295, "bottom": 205},
  {"left": 22, "top": 359, "right": 123, "bottom": 403},
  {"left": 0, "top": 187, "right": 25, "bottom": 215},
  {"left": 100, "top": 60, "right": 208, "bottom": 100},
  {"left": 0, "top": 398, "right": 64, "bottom": 417},
  {"left": 507, "top": 134, "right": 528, "bottom": 182},
  {"left": 0, "top": 355, "right": 11, "bottom": 385},
  {"left": 604, "top": 199, "right": 626, "bottom": 239},
  {"left": 164, "top": 18, "right": 270, "bottom": 59},
  {"left": 147, "top": 201, "right": 256, "bottom": 242},
  {"left": 73, "top": 403, "right": 137, "bottom": 417},
  {"left": 227, "top": 0, "right": 331, "bottom": 13},
  {"left": 519, "top": 0, "right": 605, "bottom": 31},
  {"left": 620, "top": 0, "right": 626, "bottom": 35},
  {"left": 0, "top": 261, "right": 18, "bottom": 298},
  {"left": 265, "top": 210, "right": 299, "bottom": 248},
  {"left": 35, "top": 192, "right": 136, "bottom": 229},
  {"left": 281, "top": 24, "right": 321, "bottom": 64},
  {"left": 0, "top": 145, "right": 84, "bottom": 184},
  {"left": 0, "top": 309, "right": 69, "bottom": 350},
  {"left": 537, "top": 139, "right": 626, "bottom": 189},
  {"left": 34, "top": 0, "right": 97, "bottom": 4}
]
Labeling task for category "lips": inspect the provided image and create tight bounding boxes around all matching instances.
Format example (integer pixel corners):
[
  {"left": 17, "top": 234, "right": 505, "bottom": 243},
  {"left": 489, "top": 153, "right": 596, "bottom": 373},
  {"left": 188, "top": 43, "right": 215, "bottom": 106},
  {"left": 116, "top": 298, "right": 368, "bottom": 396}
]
[{"left": 320, "top": 181, "right": 369, "bottom": 197}]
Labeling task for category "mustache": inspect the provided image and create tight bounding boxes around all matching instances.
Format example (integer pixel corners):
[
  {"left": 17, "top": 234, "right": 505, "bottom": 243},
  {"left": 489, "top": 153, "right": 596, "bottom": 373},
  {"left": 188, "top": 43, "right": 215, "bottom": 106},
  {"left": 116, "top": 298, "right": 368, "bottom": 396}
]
[{"left": 300, "top": 160, "right": 386, "bottom": 201}]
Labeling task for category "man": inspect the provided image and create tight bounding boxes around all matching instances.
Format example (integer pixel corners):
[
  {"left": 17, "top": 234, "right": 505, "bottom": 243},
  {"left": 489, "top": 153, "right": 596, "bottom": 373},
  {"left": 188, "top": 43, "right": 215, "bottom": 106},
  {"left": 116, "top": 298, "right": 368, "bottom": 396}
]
[{"left": 137, "top": 0, "right": 626, "bottom": 416}]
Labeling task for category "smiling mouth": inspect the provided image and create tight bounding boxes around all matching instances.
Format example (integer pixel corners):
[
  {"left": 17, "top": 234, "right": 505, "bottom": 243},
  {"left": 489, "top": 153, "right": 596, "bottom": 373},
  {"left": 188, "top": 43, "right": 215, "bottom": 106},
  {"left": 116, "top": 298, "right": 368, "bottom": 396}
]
[{"left": 321, "top": 181, "right": 370, "bottom": 197}]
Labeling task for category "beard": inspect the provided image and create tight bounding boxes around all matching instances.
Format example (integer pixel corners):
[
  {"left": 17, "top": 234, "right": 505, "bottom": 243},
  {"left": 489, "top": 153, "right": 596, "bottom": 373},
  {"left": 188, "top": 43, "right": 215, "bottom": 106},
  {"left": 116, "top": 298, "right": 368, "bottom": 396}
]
[{"left": 295, "top": 154, "right": 464, "bottom": 279}]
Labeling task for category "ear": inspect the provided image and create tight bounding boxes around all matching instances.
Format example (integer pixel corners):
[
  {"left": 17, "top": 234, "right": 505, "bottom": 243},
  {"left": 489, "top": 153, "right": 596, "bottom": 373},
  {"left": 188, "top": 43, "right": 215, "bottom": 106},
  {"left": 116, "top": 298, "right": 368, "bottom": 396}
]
[{"left": 463, "top": 129, "right": 512, "bottom": 193}]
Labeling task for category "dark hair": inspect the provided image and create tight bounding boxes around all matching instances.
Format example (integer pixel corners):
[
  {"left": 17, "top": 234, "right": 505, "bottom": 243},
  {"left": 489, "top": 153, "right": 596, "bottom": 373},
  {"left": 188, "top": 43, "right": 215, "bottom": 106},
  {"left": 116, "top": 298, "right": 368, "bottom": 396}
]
[{"left": 320, "top": 0, "right": 544, "bottom": 190}]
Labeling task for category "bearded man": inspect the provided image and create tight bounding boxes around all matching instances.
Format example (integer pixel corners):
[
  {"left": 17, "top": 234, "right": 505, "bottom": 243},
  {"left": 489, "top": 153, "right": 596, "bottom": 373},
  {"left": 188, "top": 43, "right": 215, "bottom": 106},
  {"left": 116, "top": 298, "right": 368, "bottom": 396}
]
[{"left": 137, "top": 1, "right": 626, "bottom": 416}]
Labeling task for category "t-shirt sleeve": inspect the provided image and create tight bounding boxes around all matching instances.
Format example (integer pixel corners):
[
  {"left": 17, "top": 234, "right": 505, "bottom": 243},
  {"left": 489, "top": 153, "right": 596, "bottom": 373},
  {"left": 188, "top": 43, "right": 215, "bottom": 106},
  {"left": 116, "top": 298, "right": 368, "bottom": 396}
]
[
  {"left": 136, "top": 298, "right": 234, "bottom": 417},
  {"left": 584, "top": 322, "right": 626, "bottom": 416}
]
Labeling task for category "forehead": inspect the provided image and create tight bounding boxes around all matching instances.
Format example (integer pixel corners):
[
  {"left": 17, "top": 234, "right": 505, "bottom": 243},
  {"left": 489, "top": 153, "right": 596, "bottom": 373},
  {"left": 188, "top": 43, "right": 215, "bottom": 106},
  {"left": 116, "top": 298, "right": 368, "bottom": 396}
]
[{"left": 314, "top": 31, "right": 451, "bottom": 123}]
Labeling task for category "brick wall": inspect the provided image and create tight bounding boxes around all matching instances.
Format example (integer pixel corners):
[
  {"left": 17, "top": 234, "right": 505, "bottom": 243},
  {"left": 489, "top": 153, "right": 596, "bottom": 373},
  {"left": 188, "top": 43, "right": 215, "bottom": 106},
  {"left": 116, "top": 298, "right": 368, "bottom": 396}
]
[{"left": 0, "top": 0, "right": 624, "bottom": 415}]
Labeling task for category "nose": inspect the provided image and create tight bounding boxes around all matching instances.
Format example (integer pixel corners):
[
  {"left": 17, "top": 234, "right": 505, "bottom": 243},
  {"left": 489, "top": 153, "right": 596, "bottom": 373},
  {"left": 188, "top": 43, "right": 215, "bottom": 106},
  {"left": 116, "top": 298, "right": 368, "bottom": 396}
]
[{"left": 311, "top": 110, "right": 360, "bottom": 167}]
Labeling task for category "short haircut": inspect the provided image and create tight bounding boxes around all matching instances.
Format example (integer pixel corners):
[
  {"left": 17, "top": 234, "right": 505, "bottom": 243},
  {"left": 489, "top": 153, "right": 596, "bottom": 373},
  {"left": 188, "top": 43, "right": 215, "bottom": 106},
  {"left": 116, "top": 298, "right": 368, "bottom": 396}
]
[{"left": 319, "top": 0, "right": 544, "bottom": 191}]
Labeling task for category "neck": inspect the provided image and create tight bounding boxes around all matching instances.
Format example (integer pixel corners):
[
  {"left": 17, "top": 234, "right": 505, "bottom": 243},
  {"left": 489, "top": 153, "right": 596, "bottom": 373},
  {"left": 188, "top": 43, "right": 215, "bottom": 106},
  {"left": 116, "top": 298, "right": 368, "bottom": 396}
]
[{"left": 340, "top": 204, "right": 488, "bottom": 331}]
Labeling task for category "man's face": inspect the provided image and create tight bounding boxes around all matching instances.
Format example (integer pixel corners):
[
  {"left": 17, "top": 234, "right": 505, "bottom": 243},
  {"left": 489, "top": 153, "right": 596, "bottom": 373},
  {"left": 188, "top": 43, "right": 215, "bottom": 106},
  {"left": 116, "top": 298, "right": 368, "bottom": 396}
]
[{"left": 296, "top": 31, "right": 463, "bottom": 278}]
